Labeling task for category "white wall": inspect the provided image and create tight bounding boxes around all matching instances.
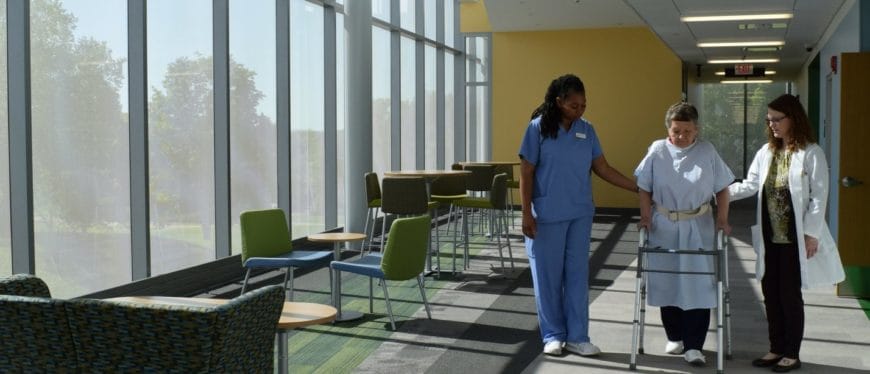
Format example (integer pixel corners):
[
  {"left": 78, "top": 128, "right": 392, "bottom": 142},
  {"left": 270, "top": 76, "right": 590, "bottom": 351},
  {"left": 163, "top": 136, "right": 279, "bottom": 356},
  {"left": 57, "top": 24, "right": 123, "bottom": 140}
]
[{"left": 800, "top": 1, "right": 860, "bottom": 239}]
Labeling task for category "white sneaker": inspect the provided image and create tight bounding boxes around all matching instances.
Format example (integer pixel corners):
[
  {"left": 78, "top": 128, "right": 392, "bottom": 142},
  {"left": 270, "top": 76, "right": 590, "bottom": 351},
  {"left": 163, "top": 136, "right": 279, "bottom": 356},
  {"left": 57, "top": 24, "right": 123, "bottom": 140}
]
[
  {"left": 543, "top": 340, "right": 563, "bottom": 355},
  {"left": 665, "top": 340, "right": 684, "bottom": 355},
  {"left": 684, "top": 349, "right": 706, "bottom": 365},
  {"left": 564, "top": 342, "right": 601, "bottom": 356}
]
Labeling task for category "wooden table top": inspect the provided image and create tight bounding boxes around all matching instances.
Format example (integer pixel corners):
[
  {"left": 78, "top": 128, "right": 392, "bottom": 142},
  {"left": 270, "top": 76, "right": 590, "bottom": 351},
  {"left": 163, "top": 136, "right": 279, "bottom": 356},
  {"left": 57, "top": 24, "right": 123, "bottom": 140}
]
[
  {"left": 459, "top": 161, "right": 520, "bottom": 166},
  {"left": 308, "top": 232, "right": 367, "bottom": 243},
  {"left": 384, "top": 170, "right": 471, "bottom": 178},
  {"left": 107, "top": 296, "right": 337, "bottom": 330}
]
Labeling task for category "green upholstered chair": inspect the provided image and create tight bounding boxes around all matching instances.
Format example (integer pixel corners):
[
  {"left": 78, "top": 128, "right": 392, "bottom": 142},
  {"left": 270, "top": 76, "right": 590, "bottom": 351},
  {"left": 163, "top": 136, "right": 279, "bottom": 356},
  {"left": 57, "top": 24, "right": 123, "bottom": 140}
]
[
  {"left": 454, "top": 173, "right": 515, "bottom": 270},
  {"left": 495, "top": 164, "right": 520, "bottom": 229},
  {"left": 430, "top": 173, "right": 468, "bottom": 273},
  {"left": 330, "top": 215, "right": 433, "bottom": 330},
  {"left": 363, "top": 172, "right": 383, "bottom": 254},
  {"left": 239, "top": 209, "right": 333, "bottom": 300},
  {"left": 461, "top": 164, "right": 496, "bottom": 236}
]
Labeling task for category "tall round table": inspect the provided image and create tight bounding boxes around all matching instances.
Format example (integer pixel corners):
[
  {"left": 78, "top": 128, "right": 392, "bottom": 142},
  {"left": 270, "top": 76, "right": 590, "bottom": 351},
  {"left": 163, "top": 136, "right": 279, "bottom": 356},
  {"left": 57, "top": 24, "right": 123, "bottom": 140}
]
[{"left": 307, "top": 232, "right": 367, "bottom": 322}]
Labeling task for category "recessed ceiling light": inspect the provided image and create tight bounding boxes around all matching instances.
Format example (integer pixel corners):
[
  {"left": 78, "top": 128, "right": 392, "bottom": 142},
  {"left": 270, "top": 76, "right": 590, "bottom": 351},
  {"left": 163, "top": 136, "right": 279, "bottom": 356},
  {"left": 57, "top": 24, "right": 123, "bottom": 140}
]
[
  {"left": 765, "top": 70, "right": 776, "bottom": 75},
  {"left": 682, "top": 13, "right": 793, "bottom": 22},
  {"left": 708, "top": 58, "right": 779, "bottom": 64},
  {"left": 715, "top": 71, "right": 726, "bottom": 76},
  {"left": 698, "top": 41, "right": 784, "bottom": 48},
  {"left": 721, "top": 79, "right": 773, "bottom": 84},
  {"left": 746, "top": 46, "right": 781, "bottom": 52}
]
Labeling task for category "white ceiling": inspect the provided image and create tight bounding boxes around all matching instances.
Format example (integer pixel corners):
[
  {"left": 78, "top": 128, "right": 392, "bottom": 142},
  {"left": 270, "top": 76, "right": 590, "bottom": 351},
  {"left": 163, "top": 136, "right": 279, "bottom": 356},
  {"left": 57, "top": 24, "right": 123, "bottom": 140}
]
[{"left": 481, "top": 0, "right": 849, "bottom": 82}]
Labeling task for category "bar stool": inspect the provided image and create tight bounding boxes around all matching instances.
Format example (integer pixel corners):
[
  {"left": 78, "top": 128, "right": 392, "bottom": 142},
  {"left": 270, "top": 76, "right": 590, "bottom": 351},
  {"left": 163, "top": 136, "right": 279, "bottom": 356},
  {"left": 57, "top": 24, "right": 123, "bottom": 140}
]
[
  {"left": 362, "top": 172, "right": 382, "bottom": 254},
  {"left": 430, "top": 173, "right": 468, "bottom": 273},
  {"left": 380, "top": 177, "right": 439, "bottom": 271},
  {"left": 462, "top": 164, "right": 495, "bottom": 236},
  {"left": 454, "top": 173, "right": 514, "bottom": 270}
]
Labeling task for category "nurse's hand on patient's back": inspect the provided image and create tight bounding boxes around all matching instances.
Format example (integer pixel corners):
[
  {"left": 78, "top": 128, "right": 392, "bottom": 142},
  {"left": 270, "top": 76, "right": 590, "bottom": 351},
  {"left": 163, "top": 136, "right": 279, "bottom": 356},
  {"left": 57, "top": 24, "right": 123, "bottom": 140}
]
[{"left": 522, "top": 213, "right": 537, "bottom": 239}]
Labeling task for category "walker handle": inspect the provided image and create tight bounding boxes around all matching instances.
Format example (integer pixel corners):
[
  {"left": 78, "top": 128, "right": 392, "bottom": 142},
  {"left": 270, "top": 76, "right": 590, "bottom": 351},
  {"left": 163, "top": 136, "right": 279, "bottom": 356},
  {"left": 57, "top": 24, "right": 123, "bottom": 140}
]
[
  {"left": 716, "top": 229, "right": 726, "bottom": 251},
  {"left": 639, "top": 227, "right": 648, "bottom": 247}
]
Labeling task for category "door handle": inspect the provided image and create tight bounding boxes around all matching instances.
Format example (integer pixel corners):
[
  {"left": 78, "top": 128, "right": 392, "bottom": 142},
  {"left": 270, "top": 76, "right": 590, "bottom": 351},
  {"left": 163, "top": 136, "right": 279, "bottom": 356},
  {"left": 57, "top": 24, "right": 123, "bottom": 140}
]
[{"left": 841, "top": 176, "right": 864, "bottom": 187}]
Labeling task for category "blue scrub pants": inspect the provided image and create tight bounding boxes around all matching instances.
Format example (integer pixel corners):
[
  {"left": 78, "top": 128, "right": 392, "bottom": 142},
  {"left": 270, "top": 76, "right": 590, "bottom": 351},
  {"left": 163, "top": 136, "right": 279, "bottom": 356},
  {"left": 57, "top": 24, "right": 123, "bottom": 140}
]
[{"left": 525, "top": 215, "right": 593, "bottom": 344}]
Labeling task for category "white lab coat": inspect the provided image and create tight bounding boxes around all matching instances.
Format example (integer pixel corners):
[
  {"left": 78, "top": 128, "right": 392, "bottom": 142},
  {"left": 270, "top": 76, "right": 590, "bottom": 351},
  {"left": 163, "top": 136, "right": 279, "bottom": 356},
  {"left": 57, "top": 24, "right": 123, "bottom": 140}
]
[
  {"left": 635, "top": 139, "right": 735, "bottom": 309},
  {"left": 729, "top": 143, "right": 845, "bottom": 289}
]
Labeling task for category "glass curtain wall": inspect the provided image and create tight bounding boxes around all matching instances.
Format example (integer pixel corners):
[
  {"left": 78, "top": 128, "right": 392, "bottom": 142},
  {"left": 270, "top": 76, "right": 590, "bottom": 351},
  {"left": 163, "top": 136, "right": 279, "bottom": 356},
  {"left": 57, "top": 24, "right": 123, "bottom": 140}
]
[
  {"left": 229, "top": 0, "right": 277, "bottom": 254},
  {"left": 425, "top": 45, "right": 436, "bottom": 169},
  {"left": 466, "top": 34, "right": 489, "bottom": 162},
  {"left": 1, "top": 0, "right": 463, "bottom": 295},
  {"left": 372, "top": 26, "right": 391, "bottom": 175},
  {"left": 147, "top": 0, "right": 215, "bottom": 276},
  {"left": 0, "top": 0, "right": 10, "bottom": 276},
  {"left": 31, "top": 0, "right": 131, "bottom": 297},
  {"left": 400, "top": 36, "right": 416, "bottom": 169},
  {"left": 698, "top": 82, "right": 788, "bottom": 178},
  {"left": 290, "top": 0, "right": 325, "bottom": 237}
]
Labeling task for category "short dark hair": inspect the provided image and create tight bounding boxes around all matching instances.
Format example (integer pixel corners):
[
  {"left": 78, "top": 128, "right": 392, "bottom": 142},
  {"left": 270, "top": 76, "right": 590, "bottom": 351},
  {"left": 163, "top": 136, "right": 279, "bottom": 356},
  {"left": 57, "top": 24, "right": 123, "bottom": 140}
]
[{"left": 664, "top": 102, "right": 699, "bottom": 129}]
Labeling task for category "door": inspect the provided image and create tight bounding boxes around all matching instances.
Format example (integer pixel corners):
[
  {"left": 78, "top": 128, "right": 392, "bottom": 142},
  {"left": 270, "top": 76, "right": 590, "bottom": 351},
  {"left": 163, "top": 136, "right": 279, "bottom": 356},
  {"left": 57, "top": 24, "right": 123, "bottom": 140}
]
[{"left": 837, "top": 52, "right": 870, "bottom": 297}]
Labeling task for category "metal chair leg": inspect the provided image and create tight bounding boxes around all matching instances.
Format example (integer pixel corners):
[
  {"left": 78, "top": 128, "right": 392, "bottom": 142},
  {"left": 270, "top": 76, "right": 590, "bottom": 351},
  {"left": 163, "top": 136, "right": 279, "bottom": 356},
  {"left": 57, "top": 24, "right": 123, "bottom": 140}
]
[
  {"left": 369, "top": 277, "right": 374, "bottom": 313},
  {"left": 503, "top": 212, "right": 515, "bottom": 269},
  {"left": 284, "top": 267, "right": 293, "bottom": 301},
  {"left": 240, "top": 268, "right": 252, "bottom": 295},
  {"left": 381, "top": 280, "right": 396, "bottom": 331},
  {"left": 417, "top": 275, "right": 432, "bottom": 319}
]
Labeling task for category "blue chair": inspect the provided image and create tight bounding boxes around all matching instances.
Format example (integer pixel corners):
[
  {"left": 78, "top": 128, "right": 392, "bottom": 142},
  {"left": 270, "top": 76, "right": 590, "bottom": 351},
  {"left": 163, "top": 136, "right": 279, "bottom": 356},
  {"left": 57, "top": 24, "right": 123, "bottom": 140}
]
[
  {"left": 330, "top": 215, "right": 433, "bottom": 330},
  {"left": 240, "top": 209, "right": 333, "bottom": 300}
]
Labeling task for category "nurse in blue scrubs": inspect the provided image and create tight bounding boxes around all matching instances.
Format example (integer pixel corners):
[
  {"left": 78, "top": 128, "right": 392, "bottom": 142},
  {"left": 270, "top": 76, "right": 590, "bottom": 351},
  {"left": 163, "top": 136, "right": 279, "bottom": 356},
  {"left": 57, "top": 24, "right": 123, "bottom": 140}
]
[{"left": 519, "top": 74, "right": 637, "bottom": 356}]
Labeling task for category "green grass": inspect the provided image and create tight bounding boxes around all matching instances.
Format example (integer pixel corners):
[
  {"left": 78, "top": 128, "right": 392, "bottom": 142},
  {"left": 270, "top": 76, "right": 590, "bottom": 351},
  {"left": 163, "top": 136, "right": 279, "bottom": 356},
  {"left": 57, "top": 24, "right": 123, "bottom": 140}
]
[{"left": 279, "top": 235, "right": 497, "bottom": 373}]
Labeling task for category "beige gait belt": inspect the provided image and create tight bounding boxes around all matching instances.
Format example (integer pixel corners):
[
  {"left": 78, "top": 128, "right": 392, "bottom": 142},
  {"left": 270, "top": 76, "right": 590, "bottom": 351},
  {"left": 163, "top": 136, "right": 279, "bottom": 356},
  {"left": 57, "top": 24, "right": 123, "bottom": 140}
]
[{"left": 655, "top": 203, "right": 710, "bottom": 221}]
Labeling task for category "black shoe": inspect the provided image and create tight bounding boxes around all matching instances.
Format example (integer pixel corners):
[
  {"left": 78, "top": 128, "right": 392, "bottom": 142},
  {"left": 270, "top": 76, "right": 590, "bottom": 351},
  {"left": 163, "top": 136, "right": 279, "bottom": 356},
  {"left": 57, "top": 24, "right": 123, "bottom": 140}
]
[
  {"left": 751, "top": 355, "right": 783, "bottom": 367},
  {"left": 771, "top": 358, "right": 801, "bottom": 372}
]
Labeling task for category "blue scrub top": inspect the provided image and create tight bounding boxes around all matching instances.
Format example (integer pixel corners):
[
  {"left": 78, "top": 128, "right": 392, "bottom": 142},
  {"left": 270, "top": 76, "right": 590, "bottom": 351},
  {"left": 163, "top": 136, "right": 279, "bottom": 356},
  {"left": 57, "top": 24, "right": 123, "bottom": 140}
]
[{"left": 518, "top": 116, "right": 603, "bottom": 223}]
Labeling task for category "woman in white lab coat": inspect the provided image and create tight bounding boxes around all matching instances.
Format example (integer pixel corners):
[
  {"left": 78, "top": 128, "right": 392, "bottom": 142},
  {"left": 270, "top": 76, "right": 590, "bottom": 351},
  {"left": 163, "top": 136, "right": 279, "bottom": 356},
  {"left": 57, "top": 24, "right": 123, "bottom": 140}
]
[
  {"left": 729, "top": 94, "right": 845, "bottom": 373},
  {"left": 635, "top": 102, "right": 734, "bottom": 366}
]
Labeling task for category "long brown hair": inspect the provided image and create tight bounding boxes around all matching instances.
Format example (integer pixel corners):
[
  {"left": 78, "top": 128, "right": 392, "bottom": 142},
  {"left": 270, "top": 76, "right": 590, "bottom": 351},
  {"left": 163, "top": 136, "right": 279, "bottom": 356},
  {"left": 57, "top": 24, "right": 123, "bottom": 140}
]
[{"left": 766, "top": 94, "right": 815, "bottom": 152}]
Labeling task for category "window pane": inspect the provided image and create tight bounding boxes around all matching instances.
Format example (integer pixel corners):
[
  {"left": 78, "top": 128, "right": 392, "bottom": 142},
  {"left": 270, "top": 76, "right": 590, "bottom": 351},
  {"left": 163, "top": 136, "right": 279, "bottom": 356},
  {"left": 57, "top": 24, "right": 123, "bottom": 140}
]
[
  {"left": 372, "top": 26, "right": 391, "bottom": 175},
  {"left": 400, "top": 36, "right": 416, "bottom": 169},
  {"left": 399, "top": 0, "right": 414, "bottom": 32},
  {"left": 425, "top": 45, "right": 436, "bottom": 169},
  {"left": 372, "top": 0, "right": 390, "bottom": 22},
  {"left": 424, "top": 0, "right": 436, "bottom": 40},
  {"left": 0, "top": 0, "right": 9, "bottom": 277},
  {"left": 445, "top": 0, "right": 454, "bottom": 48},
  {"left": 291, "top": 0, "right": 325, "bottom": 237},
  {"left": 337, "top": 13, "right": 346, "bottom": 228},
  {"left": 31, "top": 0, "right": 130, "bottom": 296},
  {"left": 230, "top": 0, "right": 277, "bottom": 254},
  {"left": 444, "top": 52, "right": 454, "bottom": 167},
  {"left": 148, "top": 0, "right": 214, "bottom": 276},
  {"left": 467, "top": 36, "right": 487, "bottom": 82},
  {"left": 699, "top": 82, "right": 788, "bottom": 177}
]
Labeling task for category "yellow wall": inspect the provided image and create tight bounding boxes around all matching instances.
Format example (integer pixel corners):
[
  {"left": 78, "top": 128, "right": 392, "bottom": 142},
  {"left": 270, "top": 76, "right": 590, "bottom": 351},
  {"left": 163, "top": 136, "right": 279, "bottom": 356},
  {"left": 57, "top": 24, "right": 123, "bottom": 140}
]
[
  {"left": 460, "top": 1, "right": 491, "bottom": 32},
  {"left": 492, "top": 27, "right": 682, "bottom": 208}
]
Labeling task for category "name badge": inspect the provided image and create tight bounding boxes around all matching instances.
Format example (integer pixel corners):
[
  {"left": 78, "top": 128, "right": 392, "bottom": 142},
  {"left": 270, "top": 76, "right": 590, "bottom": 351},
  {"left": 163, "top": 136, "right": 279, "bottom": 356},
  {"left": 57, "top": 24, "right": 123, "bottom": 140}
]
[{"left": 575, "top": 132, "right": 586, "bottom": 139}]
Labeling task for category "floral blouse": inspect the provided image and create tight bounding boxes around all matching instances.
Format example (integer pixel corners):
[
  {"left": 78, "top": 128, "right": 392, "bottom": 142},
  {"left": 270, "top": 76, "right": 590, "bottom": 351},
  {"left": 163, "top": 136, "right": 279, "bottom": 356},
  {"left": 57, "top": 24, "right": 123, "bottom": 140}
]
[{"left": 765, "top": 149, "right": 793, "bottom": 244}]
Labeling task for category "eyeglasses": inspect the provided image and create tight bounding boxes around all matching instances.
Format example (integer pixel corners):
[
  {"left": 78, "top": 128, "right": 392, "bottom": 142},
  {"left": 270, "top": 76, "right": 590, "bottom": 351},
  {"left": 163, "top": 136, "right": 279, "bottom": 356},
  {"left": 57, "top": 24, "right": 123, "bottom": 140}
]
[{"left": 765, "top": 115, "right": 787, "bottom": 125}]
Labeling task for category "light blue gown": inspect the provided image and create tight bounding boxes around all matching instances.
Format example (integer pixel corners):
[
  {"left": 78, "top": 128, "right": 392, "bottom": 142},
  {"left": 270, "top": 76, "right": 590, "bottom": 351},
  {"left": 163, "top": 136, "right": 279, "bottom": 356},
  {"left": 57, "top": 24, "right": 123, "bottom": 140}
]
[{"left": 634, "top": 139, "right": 734, "bottom": 309}]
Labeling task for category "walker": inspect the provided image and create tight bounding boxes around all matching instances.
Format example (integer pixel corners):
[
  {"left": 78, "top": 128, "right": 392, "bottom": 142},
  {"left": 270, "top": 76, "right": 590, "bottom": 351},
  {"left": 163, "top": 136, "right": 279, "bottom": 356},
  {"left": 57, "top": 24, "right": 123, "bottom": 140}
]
[{"left": 629, "top": 228, "right": 732, "bottom": 373}]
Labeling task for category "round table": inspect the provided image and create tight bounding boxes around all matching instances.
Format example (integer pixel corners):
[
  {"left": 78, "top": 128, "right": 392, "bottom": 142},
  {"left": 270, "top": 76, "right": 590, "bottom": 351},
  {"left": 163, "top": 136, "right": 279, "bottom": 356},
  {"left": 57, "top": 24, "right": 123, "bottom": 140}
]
[{"left": 308, "top": 232, "right": 367, "bottom": 322}]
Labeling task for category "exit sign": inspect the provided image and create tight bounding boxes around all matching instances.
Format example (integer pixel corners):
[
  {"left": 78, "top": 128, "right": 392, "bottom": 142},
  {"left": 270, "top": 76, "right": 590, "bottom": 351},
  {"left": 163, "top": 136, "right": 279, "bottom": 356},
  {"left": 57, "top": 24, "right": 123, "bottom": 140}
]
[{"left": 734, "top": 63, "right": 754, "bottom": 75}]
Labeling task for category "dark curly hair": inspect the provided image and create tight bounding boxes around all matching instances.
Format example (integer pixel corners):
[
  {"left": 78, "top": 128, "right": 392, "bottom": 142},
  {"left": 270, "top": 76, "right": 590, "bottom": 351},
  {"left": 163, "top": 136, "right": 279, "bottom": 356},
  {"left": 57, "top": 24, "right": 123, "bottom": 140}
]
[
  {"left": 766, "top": 94, "right": 815, "bottom": 152},
  {"left": 530, "top": 74, "right": 586, "bottom": 139}
]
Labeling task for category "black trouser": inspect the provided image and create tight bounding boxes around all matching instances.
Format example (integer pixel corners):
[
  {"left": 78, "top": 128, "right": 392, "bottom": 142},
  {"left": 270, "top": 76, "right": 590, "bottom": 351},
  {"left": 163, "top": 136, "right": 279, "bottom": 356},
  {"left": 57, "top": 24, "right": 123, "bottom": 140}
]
[
  {"left": 761, "top": 240, "right": 804, "bottom": 359},
  {"left": 661, "top": 306, "right": 711, "bottom": 351}
]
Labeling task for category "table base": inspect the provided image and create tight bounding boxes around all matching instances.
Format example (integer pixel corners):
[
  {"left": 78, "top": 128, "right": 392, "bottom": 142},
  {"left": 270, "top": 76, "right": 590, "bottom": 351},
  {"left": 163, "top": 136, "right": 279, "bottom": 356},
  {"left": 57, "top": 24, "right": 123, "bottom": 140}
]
[{"left": 334, "top": 310, "right": 365, "bottom": 322}]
